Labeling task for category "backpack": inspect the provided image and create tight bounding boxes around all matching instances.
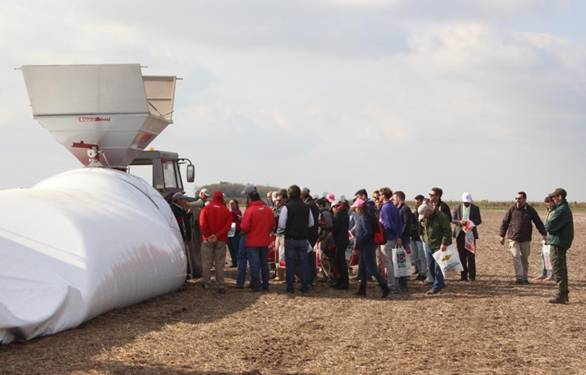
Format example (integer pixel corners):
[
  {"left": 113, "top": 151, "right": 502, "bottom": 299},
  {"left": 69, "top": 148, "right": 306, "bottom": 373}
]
[{"left": 374, "top": 220, "right": 386, "bottom": 245}]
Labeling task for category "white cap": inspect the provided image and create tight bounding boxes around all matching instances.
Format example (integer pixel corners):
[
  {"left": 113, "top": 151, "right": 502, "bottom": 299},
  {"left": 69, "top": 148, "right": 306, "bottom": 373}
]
[
  {"left": 461, "top": 192, "right": 473, "bottom": 203},
  {"left": 199, "top": 188, "right": 211, "bottom": 198}
]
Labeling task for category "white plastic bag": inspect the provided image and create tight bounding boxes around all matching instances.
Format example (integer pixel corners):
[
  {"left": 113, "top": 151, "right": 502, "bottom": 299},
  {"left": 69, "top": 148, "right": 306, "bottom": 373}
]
[
  {"left": 542, "top": 243, "right": 552, "bottom": 271},
  {"left": 432, "top": 245, "right": 463, "bottom": 277},
  {"left": 228, "top": 222, "right": 237, "bottom": 238},
  {"left": 462, "top": 220, "right": 476, "bottom": 253},
  {"left": 392, "top": 247, "right": 412, "bottom": 278}
]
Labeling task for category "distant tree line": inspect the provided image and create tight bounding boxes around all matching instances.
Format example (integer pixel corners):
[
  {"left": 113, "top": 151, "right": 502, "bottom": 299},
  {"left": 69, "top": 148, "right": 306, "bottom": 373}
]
[
  {"left": 197, "top": 181, "right": 281, "bottom": 200},
  {"left": 195, "top": 182, "right": 586, "bottom": 211}
]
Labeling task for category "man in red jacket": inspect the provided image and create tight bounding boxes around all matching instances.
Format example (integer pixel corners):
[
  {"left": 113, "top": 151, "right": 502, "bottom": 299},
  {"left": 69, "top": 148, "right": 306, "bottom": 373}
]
[
  {"left": 199, "top": 191, "right": 232, "bottom": 293},
  {"left": 241, "top": 190, "right": 276, "bottom": 291}
]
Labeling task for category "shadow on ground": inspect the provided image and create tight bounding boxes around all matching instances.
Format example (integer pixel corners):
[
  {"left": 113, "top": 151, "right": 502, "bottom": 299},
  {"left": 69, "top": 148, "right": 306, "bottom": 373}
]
[{"left": 0, "top": 271, "right": 261, "bottom": 374}]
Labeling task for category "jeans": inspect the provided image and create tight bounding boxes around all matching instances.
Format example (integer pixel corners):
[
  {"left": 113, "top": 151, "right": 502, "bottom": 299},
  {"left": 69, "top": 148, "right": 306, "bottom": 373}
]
[
  {"left": 540, "top": 246, "right": 552, "bottom": 277},
  {"left": 227, "top": 233, "right": 240, "bottom": 267},
  {"left": 248, "top": 247, "right": 270, "bottom": 291},
  {"left": 422, "top": 241, "right": 434, "bottom": 282},
  {"left": 380, "top": 239, "right": 398, "bottom": 289},
  {"left": 285, "top": 239, "right": 310, "bottom": 293},
  {"left": 236, "top": 235, "right": 248, "bottom": 288},
  {"left": 427, "top": 248, "right": 445, "bottom": 291},
  {"left": 359, "top": 246, "right": 388, "bottom": 290},
  {"left": 412, "top": 240, "right": 428, "bottom": 277}
]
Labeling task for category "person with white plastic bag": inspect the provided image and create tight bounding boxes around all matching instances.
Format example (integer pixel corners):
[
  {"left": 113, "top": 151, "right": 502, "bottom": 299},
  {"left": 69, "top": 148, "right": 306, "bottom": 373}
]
[
  {"left": 378, "top": 188, "right": 403, "bottom": 292},
  {"left": 537, "top": 195, "right": 554, "bottom": 280},
  {"left": 451, "top": 192, "right": 482, "bottom": 281},
  {"left": 353, "top": 198, "right": 391, "bottom": 298},
  {"left": 432, "top": 245, "right": 463, "bottom": 277},
  {"left": 392, "top": 190, "right": 416, "bottom": 292},
  {"left": 418, "top": 201, "right": 453, "bottom": 295},
  {"left": 392, "top": 246, "right": 412, "bottom": 278},
  {"left": 540, "top": 241, "right": 553, "bottom": 279}
]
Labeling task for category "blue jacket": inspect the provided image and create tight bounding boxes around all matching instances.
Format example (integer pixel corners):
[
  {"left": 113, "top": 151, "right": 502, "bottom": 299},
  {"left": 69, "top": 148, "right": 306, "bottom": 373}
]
[
  {"left": 379, "top": 201, "right": 403, "bottom": 241},
  {"left": 354, "top": 213, "right": 376, "bottom": 251}
]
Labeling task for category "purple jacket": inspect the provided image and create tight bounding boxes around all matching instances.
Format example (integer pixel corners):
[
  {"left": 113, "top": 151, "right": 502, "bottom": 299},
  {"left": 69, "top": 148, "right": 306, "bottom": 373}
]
[{"left": 379, "top": 201, "right": 403, "bottom": 241}]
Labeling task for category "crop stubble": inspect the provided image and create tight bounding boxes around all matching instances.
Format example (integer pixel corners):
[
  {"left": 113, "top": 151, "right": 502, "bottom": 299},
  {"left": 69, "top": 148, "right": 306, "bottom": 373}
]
[{"left": 0, "top": 210, "right": 584, "bottom": 374}]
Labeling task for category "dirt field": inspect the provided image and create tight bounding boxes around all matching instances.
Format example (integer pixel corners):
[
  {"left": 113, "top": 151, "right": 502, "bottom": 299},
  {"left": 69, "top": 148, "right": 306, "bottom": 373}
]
[{"left": 1, "top": 210, "right": 584, "bottom": 375}]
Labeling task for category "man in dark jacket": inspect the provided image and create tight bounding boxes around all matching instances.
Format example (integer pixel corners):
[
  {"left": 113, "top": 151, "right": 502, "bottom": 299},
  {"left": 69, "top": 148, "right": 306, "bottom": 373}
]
[
  {"left": 171, "top": 193, "right": 193, "bottom": 243},
  {"left": 429, "top": 187, "right": 452, "bottom": 221},
  {"left": 352, "top": 198, "right": 390, "bottom": 298},
  {"left": 301, "top": 187, "right": 319, "bottom": 285},
  {"left": 411, "top": 194, "right": 428, "bottom": 281},
  {"left": 392, "top": 190, "right": 413, "bottom": 292},
  {"left": 545, "top": 188, "right": 574, "bottom": 304},
  {"left": 452, "top": 192, "right": 482, "bottom": 281},
  {"left": 171, "top": 193, "right": 194, "bottom": 277},
  {"left": 499, "top": 191, "right": 547, "bottom": 284},
  {"left": 331, "top": 199, "right": 350, "bottom": 289},
  {"left": 279, "top": 185, "right": 315, "bottom": 293}
]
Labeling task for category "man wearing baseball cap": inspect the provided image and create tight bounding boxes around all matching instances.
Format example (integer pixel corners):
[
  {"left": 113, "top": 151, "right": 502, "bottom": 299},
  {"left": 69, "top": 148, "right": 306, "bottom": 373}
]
[
  {"left": 199, "top": 188, "right": 212, "bottom": 201},
  {"left": 352, "top": 197, "right": 390, "bottom": 298},
  {"left": 545, "top": 188, "right": 574, "bottom": 304}
]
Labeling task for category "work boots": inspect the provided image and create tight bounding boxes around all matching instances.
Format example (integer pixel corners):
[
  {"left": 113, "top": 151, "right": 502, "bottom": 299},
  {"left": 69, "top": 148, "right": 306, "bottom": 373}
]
[
  {"left": 381, "top": 286, "right": 390, "bottom": 299},
  {"left": 549, "top": 293, "right": 569, "bottom": 304},
  {"left": 355, "top": 283, "right": 366, "bottom": 296}
]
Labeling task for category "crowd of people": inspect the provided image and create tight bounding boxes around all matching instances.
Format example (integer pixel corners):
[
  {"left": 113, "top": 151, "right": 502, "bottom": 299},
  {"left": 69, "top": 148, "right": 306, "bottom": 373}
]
[{"left": 171, "top": 185, "right": 575, "bottom": 304}]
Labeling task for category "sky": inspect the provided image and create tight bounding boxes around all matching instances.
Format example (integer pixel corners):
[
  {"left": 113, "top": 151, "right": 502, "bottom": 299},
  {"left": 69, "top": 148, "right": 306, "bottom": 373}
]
[{"left": 0, "top": 0, "right": 585, "bottom": 201}]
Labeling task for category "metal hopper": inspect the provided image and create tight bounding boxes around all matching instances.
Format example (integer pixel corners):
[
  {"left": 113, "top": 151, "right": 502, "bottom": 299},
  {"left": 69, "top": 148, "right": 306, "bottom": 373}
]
[{"left": 21, "top": 64, "right": 177, "bottom": 168}]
